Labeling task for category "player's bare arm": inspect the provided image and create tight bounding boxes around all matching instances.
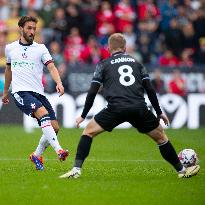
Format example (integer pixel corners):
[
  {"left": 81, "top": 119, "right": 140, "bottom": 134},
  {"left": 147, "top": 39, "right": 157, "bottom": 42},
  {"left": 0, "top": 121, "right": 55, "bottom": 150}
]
[
  {"left": 2, "top": 65, "right": 12, "bottom": 104},
  {"left": 47, "top": 62, "right": 64, "bottom": 97}
]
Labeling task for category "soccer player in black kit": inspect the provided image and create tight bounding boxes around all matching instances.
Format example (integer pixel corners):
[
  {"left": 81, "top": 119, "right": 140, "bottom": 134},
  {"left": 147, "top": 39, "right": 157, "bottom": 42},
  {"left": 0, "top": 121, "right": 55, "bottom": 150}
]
[{"left": 60, "top": 33, "right": 200, "bottom": 179}]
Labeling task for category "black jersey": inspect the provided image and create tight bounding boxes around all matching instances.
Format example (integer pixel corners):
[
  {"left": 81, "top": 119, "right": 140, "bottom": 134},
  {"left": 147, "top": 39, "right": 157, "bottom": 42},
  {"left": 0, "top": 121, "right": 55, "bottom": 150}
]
[{"left": 92, "top": 52, "right": 150, "bottom": 109}]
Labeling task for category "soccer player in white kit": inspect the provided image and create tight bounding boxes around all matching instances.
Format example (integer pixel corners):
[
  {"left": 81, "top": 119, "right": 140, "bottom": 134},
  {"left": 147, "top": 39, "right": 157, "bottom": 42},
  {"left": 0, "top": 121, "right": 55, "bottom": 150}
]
[{"left": 2, "top": 16, "right": 69, "bottom": 170}]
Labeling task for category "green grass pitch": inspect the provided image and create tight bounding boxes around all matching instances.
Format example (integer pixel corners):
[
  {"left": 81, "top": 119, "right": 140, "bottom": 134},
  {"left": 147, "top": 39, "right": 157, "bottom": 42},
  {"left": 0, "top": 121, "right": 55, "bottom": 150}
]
[{"left": 0, "top": 126, "right": 204, "bottom": 205}]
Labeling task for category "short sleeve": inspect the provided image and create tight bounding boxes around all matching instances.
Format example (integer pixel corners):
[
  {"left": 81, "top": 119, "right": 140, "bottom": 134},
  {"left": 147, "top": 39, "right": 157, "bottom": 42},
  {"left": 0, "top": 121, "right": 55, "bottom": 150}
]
[
  {"left": 5, "top": 45, "right": 11, "bottom": 65},
  {"left": 41, "top": 44, "right": 53, "bottom": 66},
  {"left": 139, "top": 63, "right": 150, "bottom": 80},
  {"left": 91, "top": 62, "right": 104, "bottom": 84}
]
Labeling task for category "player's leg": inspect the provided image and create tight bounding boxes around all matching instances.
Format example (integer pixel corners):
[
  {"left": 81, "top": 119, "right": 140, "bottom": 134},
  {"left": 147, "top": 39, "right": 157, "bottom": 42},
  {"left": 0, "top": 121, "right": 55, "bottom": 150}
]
[
  {"left": 75, "top": 118, "right": 105, "bottom": 167},
  {"left": 51, "top": 120, "right": 69, "bottom": 161},
  {"left": 51, "top": 120, "right": 60, "bottom": 133},
  {"left": 30, "top": 133, "right": 47, "bottom": 170},
  {"left": 128, "top": 107, "right": 200, "bottom": 177},
  {"left": 147, "top": 124, "right": 185, "bottom": 172},
  {"left": 12, "top": 92, "right": 45, "bottom": 170},
  {"left": 30, "top": 107, "right": 63, "bottom": 170},
  {"left": 77, "top": 108, "right": 116, "bottom": 170},
  {"left": 76, "top": 107, "right": 124, "bottom": 167},
  {"left": 33, "top": 134, "right": 48, "bottom": 157},
  {"left": 59, "top": 108, "right": 123, "bottom": 178},
  {"left": 129, "top": 108, "right": 184, "bottom": 172},
  {"left": 33, "top": 94, "right": 68, "bottom": 161},
  {"left": 59, "top": 118, "right": 104, "bottom": 179},
  {"left": 34, "top": 106, "right": 65, "bottom": 155},
  {"left": 147, "top": 125, "right": 200, "bottom": 178},
  {"left": 33, "top": 120, "right": 59, "bottom": 158}
]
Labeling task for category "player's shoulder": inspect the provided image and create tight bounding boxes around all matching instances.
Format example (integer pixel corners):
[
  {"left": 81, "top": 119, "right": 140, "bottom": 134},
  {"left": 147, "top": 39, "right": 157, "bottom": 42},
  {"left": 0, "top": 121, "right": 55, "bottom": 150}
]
[
  {"left": 5, "top": 40, "right": 19, "bottom": 50},
  {"left": 99, "top": 58, "right": 108, "bottom": 66},
  {"left": 94, "top": 58, "right": 108, "bottom": 71},
  {"left": 33, "top": 42, "right": 45, "bottom": 47},
  {"left": 32, "top": 42, "right": 47, "bottom": 49}
]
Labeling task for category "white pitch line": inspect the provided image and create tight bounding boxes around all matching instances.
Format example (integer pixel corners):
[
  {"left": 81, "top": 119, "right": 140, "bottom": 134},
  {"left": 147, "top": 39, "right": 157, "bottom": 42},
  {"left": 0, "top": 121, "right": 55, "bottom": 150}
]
[
  {"left": 88, "top": 159, "right": 163, "bottom": 162},
  {"left": 0, "top": 158, "right": 163, "bottom": 162}
]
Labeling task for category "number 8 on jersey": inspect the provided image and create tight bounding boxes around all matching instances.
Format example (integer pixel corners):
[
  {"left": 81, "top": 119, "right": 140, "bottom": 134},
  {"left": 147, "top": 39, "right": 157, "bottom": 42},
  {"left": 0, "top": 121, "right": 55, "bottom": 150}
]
[{"left": 118, "top": 65, "right": 135, "bottom": 86}]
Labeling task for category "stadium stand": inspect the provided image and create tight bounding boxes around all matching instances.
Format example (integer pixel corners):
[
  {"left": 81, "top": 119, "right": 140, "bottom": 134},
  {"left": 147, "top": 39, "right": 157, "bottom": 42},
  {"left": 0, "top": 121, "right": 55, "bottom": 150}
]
[{"left": 0, "top": 0, "right": 205, "bottom": 94}]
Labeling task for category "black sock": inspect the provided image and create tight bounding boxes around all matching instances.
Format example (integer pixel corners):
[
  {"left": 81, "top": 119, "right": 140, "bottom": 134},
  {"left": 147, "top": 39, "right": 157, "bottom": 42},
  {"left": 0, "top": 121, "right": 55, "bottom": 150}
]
[
  {"left": 74, "top": 135, "right": 93, "bottom": 168},
  {"left": 158, "top": 141, "right": 183, "bottom": 172}
]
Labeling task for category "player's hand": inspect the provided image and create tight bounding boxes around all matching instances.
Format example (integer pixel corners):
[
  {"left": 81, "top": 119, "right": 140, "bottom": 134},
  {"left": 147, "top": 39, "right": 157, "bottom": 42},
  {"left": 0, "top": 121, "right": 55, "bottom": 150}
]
[
  {"left": 56, "top": 83, "right": 64, "bottom": 97},
  {"left": 76, "top": 116, "right": 84, "bottom": 128},
  {"left": 2, "top": 92, "right": 9, "bottom": 104},
  {"left": 158, "top": 113, "right": 169, "bottom": 126}
]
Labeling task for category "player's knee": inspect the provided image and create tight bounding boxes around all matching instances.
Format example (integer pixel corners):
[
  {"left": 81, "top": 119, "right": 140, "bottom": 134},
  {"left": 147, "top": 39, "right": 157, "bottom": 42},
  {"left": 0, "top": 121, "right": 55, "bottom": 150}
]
[
  {"left": 82, "top": 128, "right": 96, "bottom": 138},
  {"left": 82, "top": 120, "right": 100, "bottom": 138},
  {"left": 156, "top": 124, "right": 163, "bottom": 133},
  {"left": 35, "top": 106, "right": 48, "bottom": 119},
  {"left": 148, "top": 125, "right": 168, "bottom": 144},
  {"left": 156, "top": 126, "right": 168, "bottom": 144}
]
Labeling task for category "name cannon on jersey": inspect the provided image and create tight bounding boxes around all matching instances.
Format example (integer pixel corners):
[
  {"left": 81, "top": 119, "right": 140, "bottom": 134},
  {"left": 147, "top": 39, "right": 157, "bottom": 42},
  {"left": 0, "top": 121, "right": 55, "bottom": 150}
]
[{"left": 111, "top": 57, "right": 135, "bottom": 64}]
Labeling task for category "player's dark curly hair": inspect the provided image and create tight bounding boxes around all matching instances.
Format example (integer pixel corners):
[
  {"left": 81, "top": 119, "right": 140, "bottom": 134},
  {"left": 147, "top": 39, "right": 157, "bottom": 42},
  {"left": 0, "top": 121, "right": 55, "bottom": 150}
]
[{"left": 18, "top": 16, "right": 38, "bottom": 27}]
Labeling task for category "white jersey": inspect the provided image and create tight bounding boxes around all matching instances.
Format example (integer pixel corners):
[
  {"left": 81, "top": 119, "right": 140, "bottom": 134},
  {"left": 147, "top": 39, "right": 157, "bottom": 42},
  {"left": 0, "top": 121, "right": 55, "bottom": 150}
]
[{"left": 5, "top": 40, "right": 53, "bottom": 95}]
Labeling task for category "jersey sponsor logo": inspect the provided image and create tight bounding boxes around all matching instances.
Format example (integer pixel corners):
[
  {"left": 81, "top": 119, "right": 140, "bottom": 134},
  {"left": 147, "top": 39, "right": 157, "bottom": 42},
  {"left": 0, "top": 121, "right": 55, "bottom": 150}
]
[
  {"left": 12, "top": 61, "right": 35, "bottom": 70},
  {"left": 111, "top": 57, "right": 135, "bottom": 64},
  {"left": 13, "top": 93, "right": 24, "bottom": 105}
]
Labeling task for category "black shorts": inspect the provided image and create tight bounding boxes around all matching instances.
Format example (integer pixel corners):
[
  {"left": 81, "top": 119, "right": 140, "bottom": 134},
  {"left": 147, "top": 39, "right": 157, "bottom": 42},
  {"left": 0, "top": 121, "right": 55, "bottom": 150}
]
[{"left": 94, "top": 106, "right": 159, "bottom": 133}]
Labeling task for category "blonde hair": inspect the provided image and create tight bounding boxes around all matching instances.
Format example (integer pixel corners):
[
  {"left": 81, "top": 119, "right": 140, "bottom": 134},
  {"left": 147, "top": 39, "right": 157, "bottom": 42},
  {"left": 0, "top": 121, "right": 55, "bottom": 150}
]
[{"left": 108, "top": 33, "right": 126, "bottom": 53}]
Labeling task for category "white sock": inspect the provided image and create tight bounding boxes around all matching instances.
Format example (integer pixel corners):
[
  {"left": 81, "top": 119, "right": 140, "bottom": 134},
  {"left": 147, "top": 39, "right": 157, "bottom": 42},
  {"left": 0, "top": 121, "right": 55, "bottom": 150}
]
[
  {"left": 40, "top": 116, "right": 62, "bottom": 153},
  {"left": 34, "top": 134, "right": 49, "bottom": 157}
]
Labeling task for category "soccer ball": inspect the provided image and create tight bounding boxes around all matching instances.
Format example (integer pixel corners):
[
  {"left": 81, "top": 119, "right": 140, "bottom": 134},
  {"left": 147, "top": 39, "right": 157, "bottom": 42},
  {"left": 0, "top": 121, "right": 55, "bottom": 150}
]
[{"left": 178, "top": 149, "right": 198, "bottom": 168}]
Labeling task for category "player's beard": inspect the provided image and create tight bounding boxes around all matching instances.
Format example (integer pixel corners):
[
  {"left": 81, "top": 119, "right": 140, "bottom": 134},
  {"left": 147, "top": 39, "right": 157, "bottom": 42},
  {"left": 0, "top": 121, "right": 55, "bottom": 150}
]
[{"left": 23, "top": 31, "right": 34, "bottom": 44}]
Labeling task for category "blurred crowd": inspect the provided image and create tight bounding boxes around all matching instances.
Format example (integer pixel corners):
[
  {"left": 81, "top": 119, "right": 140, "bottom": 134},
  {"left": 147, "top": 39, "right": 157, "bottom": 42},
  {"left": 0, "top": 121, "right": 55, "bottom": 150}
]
[
  {"left": 0, "top": 0, "right": 205, "bottom": 67},
  {"left": 0, "top": 0, "right": 205, "bottom": 95}
]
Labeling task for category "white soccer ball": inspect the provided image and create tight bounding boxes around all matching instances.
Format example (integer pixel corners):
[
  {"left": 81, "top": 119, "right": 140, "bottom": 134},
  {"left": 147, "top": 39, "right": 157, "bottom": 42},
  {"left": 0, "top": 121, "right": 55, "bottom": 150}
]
[{"left": 178, "top": 149, "right": 198, "bottom": 168}]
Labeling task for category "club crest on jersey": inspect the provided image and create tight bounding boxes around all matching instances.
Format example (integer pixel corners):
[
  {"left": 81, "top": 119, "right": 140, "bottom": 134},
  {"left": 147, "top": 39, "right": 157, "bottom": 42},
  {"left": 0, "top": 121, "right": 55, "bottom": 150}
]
[{"left": 22, "top": 53, "right": 28, "bottom": 58}]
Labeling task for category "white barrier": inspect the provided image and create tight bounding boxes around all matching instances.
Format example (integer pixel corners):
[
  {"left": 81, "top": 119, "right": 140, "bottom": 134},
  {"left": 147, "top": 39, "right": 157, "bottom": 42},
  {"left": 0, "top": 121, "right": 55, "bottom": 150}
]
[{"left": 23, "top": 93, "right": 205, "bottom": 132}]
